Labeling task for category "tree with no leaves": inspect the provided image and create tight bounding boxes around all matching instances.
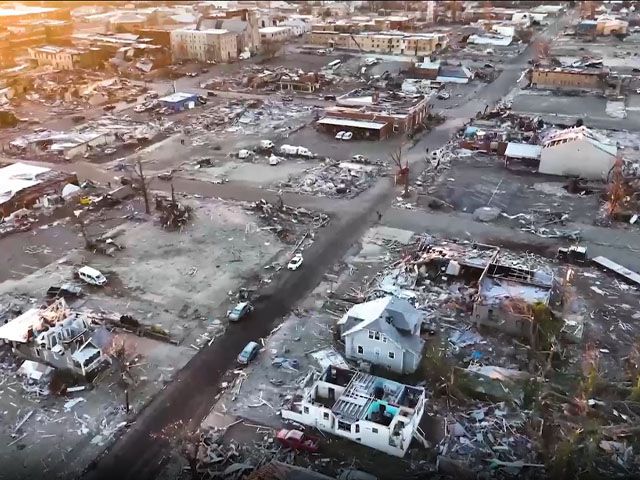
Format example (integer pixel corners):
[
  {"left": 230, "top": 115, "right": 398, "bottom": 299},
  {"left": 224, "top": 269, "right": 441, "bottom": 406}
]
[
  {"left": 391, "top": 145, "right": 410, "bottom": 198},
  {"left": 131, "top": 159, "right": 151, "bottom": 214},
  {"left": 262, "top": 39, "right": 284, "bottom": 59}
]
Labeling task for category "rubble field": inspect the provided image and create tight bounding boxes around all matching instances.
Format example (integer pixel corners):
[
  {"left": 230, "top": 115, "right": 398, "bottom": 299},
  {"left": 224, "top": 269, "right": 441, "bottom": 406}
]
[{"left": 157, "top": 222, "right": 640, "bottom": 479}]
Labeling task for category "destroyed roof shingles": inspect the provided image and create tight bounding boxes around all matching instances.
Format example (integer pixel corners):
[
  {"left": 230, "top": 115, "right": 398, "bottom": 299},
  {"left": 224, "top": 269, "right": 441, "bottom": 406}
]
[
  {"left": 339, "top": 296, "right": 425, "bottom": 356},
  {"left": 0, "top": 162, "right": 51, "bottom": 204}
]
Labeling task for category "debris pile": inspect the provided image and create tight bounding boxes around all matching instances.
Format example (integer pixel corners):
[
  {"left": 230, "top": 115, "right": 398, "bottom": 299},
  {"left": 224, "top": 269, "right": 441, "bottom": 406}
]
[
  {"left": 249, "top": 199, "right": 328, "bottom": 244},
  {"left": 501, "top": 210, "right": 581, "bottom": 240},
  {"left": 279, "top": 161, "right": 382, "bottom": 198},
  {"left": 155, "top": 194, "right": 193, "bottom": 231}
]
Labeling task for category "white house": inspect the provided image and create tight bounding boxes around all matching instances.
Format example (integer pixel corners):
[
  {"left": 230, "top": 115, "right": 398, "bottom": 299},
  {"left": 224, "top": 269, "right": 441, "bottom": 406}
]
[
  {"left": 278, "top": 16, "right": 312, "bottom": 36},
  {"left": 337, "top": 296, "right": 425, "bottom": 375},
  {"left": 281, "top": 366, "right": 426, "bottom": 457},
  {"left": 0, "top": 298, "right": 112, "bottom": 378},
  {"left": 259, "top": 26, "right": 292, "bottom": 42},
  {"left": 538, "top": 126, "right": 618, "bottom": 180}
]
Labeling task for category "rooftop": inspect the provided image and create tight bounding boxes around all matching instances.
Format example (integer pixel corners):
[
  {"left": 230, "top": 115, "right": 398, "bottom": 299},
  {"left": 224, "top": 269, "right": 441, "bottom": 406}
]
[
  {"left": 0, "top": 162, "right": 51, "bottom": 204},
  {"left": 0, "top": 5, "right": 57, "bottom": 17},
  {"left": 542, "top": 126, "right": 617, "bottom": 156},
  {"left": 317, "top": 117, "right": 388, "bottom": 130},
  {"left": 260, "top": 26, "right": 290, "bottom": 33},
  {"left": 159, "top": 91, "right": 198, "bottom": 103}
]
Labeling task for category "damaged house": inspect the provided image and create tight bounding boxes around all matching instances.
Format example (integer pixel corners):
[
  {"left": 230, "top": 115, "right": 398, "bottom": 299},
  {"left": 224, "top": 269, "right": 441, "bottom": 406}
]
[
  {"left": 473, "top": 262, "right": 554, "bottom": 339},
  {"left": 281, "top": 366, "right": 426, "bottom": 457},
  {"left": 0, "top": 298, "right": 112, "bottom": 378},
  {"left": 538, "top": 126, "right": 618, "bottom": 180},
  {"left": 337, "top": 296, "right": 425, "bottom": 375},
  {"left": 0, "top": 162, "right": 77, "bottom": 217}
]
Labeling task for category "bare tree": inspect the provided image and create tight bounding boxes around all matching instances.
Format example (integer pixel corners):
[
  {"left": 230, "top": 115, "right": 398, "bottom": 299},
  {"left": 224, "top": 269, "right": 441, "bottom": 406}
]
[
  {"left": 262, "top": 39, "right": 284, "bottom": 59},
  {"left": 391, "top": 146, "right": 410, "bottom": 198},
  {"left": 606, "top": 154, "right": 626, "bottom": 219},
  {"left": 131, "top": 159, "right": 151, "bottom": 214}
]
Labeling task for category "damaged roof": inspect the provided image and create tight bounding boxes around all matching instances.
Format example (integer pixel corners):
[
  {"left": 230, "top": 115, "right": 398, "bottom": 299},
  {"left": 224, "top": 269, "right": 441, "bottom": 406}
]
[
  {"left": 0, "top": 162, "right": 51, "bottom": 204},
  {"left": 339, "top": 296, "right": 425, "bottom": 356}
]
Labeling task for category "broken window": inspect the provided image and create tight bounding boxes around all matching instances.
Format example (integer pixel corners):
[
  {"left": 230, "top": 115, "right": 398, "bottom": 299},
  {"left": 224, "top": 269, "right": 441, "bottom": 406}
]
[
  {"left": 355, "top": 424, "right": 360, "bottom": 433},
  {"left": 337, "top": 420, "right": 351, "bottom": 432},
  {"left": 372, "top": 427, "right": 378, "bottom": 434},
  {"left": 323, "top": 412, "right": 329, "bottom": 420},
  {"left": 374, "top": 331, "right": 380, "bottom": 340},
  {"left": 303, "top": 406, "right": 309, "bottom": 414},
  {"left": 357, "top": 345, "right": 364, "bottom": 355},
  {"left": 388, "top": 351, "right": 395, "bottom": 359},
  {"left": 368, "top": 330, "right": 374, "bottom": 339}
]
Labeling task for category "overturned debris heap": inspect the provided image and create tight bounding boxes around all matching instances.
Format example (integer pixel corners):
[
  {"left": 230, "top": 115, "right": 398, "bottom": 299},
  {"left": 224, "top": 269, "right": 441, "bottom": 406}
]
[{"left": 249, "top": 199, "right": 329, "bottom": 244}]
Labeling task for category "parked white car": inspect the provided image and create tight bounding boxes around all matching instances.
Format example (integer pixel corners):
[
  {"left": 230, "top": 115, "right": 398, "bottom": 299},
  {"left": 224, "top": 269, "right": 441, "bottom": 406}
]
[
  {"left": 287, "top": 254, "right": 304, "bottom": 271},
  {"left": 364, "top": 57, "right": 378, "bottom": 66},
  {"left": 238, "top": 149, "right": 254, "bottom": 159},
  {"left": 78, "top": 266, "right": 107, "bottom": 286},
  {"left": 342, "top": 131, "right": 353, "bottom": 140},
  {"left": 335, "top": 131, "right": 346, "bottom": 140}
]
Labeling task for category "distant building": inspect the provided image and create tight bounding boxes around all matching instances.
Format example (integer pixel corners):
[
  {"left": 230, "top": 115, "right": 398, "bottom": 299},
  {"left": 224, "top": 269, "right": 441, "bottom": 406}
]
[
  {"left": 530, "top": 66, "right": 607, "bottom": 91},
  {"left": 281, "top": 366, "right": 426, "bottom": 457},
  {"left": 197, "top": 9, "right": 260, "bottom": 55},
  {"left": 310, "top": 31, "right": 447, "bottom": 56},
  {"left": 278, "top": 16, "right": 312, "bottom": 36},
  {"left": 259, "top": 26, "right": 292, "bottom": 42},
  {"left": 159, "top": 92, "right": 199, "bottom": 112},
  {"left": 0, "top": 5, "right": 70, "bottom": 27},
  {"left": 337, "top": 296, "right": 425, "bottom": 374},
  {"left": 538, "top": 126, "right": 618, "bottom": 180},
  {"left": 170, "top": 28, "right": 237, "bottom": 62},
  {"left": 28, "top": 45, "right": 105, "bottom": 70},
  {"left": 317, "top": 89, "right": 430, "bottom": 140}
]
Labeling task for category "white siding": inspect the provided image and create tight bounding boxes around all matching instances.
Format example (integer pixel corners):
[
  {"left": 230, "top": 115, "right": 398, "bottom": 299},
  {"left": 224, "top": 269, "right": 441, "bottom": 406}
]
[
  {"left": 539, "top": 139, "right": 616, "bottom": 180},
  {"left": 345, "top": 329, "right": 404, "bottom": 373}
]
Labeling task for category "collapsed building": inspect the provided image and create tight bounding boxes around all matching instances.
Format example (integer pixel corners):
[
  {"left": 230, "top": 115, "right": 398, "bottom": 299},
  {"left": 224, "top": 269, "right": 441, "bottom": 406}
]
[
  {"left": 0, "top": 162, "right": 77, "bottom": 217},
  {"left": 0, "top": 298, "right": 112, "bottom": 378},
  {"left": 317, "top": 89, "right": 430, "bottom": 140},
  {"left": 281, "top": 366, "right": 426, "bottom": 457}
]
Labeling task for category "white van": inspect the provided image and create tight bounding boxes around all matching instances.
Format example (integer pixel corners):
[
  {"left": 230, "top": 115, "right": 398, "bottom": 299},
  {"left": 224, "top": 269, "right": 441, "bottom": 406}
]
[
  {"left": 78, "top": 266, "right": 107, "bottom": 286},
  {"left": 327, "top": 59, "right": 341, "bottom": 70}
]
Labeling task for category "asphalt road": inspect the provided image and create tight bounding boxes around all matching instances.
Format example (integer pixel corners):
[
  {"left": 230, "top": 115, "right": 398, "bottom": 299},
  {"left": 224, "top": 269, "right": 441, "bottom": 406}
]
[{"left": 78, "top": 16, "right": 574, "bottom": 480}]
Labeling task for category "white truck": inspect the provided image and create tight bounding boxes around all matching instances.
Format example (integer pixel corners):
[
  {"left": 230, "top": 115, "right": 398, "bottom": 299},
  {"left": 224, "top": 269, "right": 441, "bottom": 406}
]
[
  {"left": 279, "top": 144, "right": 315, "bottom": 158},
  {"left": 259, "top": 140, "right": 275, "bottom": 150}
]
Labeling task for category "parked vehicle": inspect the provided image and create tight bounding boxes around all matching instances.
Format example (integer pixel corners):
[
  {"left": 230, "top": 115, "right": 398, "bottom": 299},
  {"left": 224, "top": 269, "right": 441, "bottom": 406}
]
[
  {"left": 157, "top": 171, "right": 174, "bottom": 181},
  {"left": 275, "top": 429, "right": 319, "bottom": 453},
  {"left": 335, "top": 131, "right": 346, "bottom": 140},
  {"left": 207, "top": 90, "right": 218, "bottom": 97},
  {"left": 260, "top": 140, "right": 275, "bottom": 150},
  {"left": 145, "top": 91, "right": 159, "bottom": 99},
  {"left": 103, "top": 104, "right": 116, "bottom": 111},
  {"left": 323, "top": 94, "right": 336, "bottom": 101},
  {"left": 46, "top": 283, "right": 83, "bottom": 299},
  {"left": 77, "top": 266, "right": 107, "bottom": 286},
  {"left": 437, "top": 92, "right": 450, "bottom": 100},
  {"left": 238, "top": 149, "right": 254, "bottom": 159},
  {"left": 342, "top": 131, "right": 353, "bottom": 140},
  {"left": 237, "top": 341, "right": 260, "bottom": 364},
  {"left": 287, "top": 254, "right": 304, "bottom": 271},
  {"left": 364, "top": 57, "right": 378, "bottom": 66},
  {"left": 227, "top": 302, "right": 253, "bottom": 322},
  {"left": 327, "top": 59, "right": 341, "bottom": 70}
]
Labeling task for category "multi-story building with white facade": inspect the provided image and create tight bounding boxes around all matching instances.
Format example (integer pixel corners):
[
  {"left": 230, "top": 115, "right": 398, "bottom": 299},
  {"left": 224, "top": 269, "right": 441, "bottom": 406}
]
[
  {"left": 281, "top": 366, "right": 426, "bottom": 457},
  {"left": 170, "top": 28, "right": 237, "bottom": 62}
]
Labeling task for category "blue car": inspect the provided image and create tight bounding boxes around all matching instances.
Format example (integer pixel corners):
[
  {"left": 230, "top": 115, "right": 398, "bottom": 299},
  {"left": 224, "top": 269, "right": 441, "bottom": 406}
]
[{"left": 237, "top": 341, "right": 260, "bottom": 365}]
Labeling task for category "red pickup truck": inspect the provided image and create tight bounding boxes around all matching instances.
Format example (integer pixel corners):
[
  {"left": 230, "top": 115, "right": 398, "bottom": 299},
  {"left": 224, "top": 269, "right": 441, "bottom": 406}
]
[{"left": 275, "top": 429, "right": 320, "bottom": 453}]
